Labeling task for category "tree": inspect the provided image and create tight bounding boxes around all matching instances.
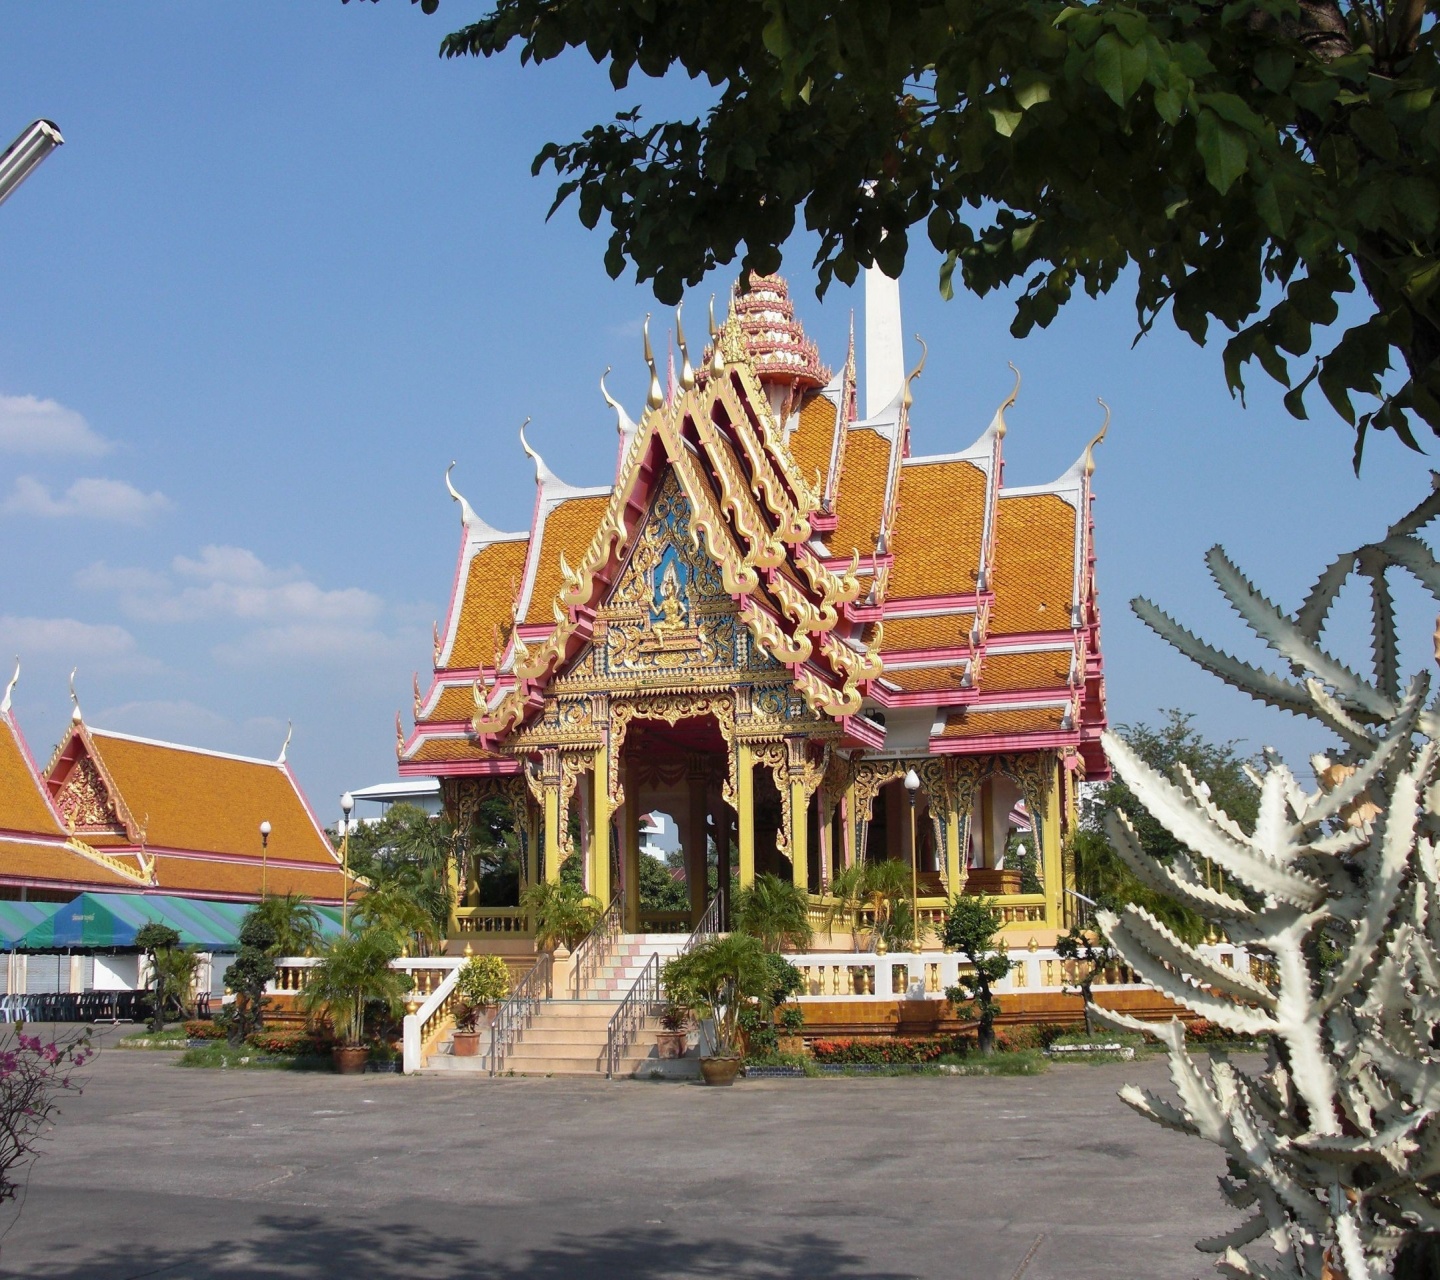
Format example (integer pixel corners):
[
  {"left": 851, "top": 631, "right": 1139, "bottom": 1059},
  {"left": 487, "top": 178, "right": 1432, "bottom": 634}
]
[
  {"left": 0, "top": 1027, "right": 92, "bottom": 1205},
  {"left": 1074, "top": 710, "right": 1259, "bottom": 945},
  {"left": 517, "top": 879, "right": 602, "bottom": 951},
  {"left": 662, "top": 932, "right": 774, "bottom": 1058},
  {"left": 942, "top": 894, "right": 1012, "bottom": 1055},
  {"left": 246, "top": 893, "right": 323, "bottom": 958},
  {"left": 299, "top": 928, "right": 414, "bottom": 1048},
  {"left": 134, "top": 923, "right": 182, "bottom": 1034},
  {"left": 1054, "top": 922, "right": 1117, "bottom": 1037},
  {"left": 820, "top": 859, "right": 914, "bottom": 951},
  {"left": 731, "top": 872, "right": 813, "bottom": 952},
  {"left": 219, "top": 913, "right": 277, "bottom": 1045},
  {"left": 638, "top": 851, "right": 690, "bottom": 914},
  {"left": 383, "top": 0, "right": 1440, "bottom": 466}
]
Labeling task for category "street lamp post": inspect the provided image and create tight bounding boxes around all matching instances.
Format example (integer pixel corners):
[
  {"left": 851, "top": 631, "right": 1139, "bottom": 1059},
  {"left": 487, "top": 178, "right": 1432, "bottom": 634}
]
[
  {"left": 903, "top": 768, "right": 921, "bottom": 954},
  {"left": 340, "top": 792, "right": 354, "bottom": 935},
  {"left": 259, "top": 820, "right": 272, "bottom": 898},
  {"left": 0, "top": 120, "right": 63, "bottom": 210}
]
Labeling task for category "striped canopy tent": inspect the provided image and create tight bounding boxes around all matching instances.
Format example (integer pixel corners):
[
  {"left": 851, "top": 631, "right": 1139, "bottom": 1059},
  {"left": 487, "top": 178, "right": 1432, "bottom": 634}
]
[
  {"left": 12, "top": 893, "right": 343, "bottom": 952},
  {"left": 0, "top": 901, "right": 63, "bottom": 948}
]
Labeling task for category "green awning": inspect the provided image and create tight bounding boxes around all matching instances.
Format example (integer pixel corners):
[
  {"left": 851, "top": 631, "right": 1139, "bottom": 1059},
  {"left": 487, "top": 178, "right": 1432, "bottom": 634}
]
[
  {"left": 0, "top": 901, "right": 63, "bottom": 948},
  {"left": 12, "top": 893, "right": 344, "bottom": 951}
]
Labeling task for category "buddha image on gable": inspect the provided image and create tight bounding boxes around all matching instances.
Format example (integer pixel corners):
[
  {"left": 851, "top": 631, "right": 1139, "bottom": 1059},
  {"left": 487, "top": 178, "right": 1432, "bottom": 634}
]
[{"left": 650, "top": 557, "right": 690, "bottom": 636}]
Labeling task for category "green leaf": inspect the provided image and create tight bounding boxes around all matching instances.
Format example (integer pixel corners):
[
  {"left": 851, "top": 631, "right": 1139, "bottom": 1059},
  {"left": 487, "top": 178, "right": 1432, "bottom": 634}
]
[
  {"left": 1196, "top": 92, "right": 1266, "bottom": 136},
  {"left": 991, "top": 106, "right": 1025, "bottom": 137},
  {"left": 1196, "top": 110, "right": 1249, "bottom": 194},
  {"left": 1014, "top": 74, "right": 1052, "bottom": 111},
  {"left": 1253, "top": 48, "right": 1293, "bottom": 94},
  {"left": 1094, "top": 31, "right": 1148, "bottom": 106}
]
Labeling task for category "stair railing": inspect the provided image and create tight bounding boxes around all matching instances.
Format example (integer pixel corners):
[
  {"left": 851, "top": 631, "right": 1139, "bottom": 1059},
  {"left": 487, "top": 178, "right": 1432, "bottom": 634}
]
[
  {"left": 605, "top": 952, "right": 661, "bottom": 1078},
  {"left": 570, "top": 892, "right": 623, "bottom": 999},
  {"left": 603, "top": 892, "right": 724, "bottom": 1078},
  {"left": 487, "top": 950, "right": 553, "bottom": 1077}
]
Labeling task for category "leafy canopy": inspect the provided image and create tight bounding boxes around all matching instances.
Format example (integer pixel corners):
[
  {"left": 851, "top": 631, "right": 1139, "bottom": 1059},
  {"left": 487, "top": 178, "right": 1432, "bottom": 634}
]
[
  {"left": 732, "top": 872, "right": 814, "bottom": 952},
  {"left": 379, "top": 0, "right": 1440, "bottom": 466}
]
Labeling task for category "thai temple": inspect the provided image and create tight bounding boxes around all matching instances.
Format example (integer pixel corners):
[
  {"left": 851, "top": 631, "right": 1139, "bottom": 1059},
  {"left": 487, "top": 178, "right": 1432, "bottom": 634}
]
[
  {"left": 0, "top": 668, "right": 345, "bottom": 905},
  {"left": 399, "top": 270, "right": 1107, "bottom": 946}
]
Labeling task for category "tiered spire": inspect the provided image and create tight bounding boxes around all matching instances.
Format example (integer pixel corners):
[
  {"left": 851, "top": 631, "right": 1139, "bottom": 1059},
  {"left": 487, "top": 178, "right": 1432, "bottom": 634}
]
[{"left": 728, "top": 274, "right": 830, "bottom": 390}]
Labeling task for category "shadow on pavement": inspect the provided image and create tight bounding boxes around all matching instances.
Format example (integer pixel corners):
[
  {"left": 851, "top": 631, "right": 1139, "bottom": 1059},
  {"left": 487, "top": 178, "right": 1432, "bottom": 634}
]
[{"left": 19, "top": 1214, "right": 913, "bottom": 1280}]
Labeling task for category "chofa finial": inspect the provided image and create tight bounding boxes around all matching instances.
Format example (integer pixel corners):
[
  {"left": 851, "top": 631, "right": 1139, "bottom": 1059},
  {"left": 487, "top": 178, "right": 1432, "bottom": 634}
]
[
  {"left": 69, "top": 668, "right": 82, "bottom": 724},
  {"left": 599, "top": 366, "right": 636, "bottom": 437},
  {"left": 901, "top": 334, "right": 927, "bottom": 412},
  {"left": 675, "top": 302, "right": 695, "bottom": 391},
  {"left": 0, "top": 657, "right": 17, "bottom": 716},
  {"left": 708, "top": 295, "right": 724, "bottom": 376},
  {"left": 643, "top": 315, "right": 664, "bottom": 410},
  {"left": 1084, "top": 399, "right": 1110, "bottom": 477},
  {"left": 277, "top": 720, "right": 293, "bottom": 764}
]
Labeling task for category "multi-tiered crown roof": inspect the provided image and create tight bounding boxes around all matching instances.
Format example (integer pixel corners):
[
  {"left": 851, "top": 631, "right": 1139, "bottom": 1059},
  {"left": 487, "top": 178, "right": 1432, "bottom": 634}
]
[{"left": 401, "top": 274, "right": 1107, "bottom": 776}]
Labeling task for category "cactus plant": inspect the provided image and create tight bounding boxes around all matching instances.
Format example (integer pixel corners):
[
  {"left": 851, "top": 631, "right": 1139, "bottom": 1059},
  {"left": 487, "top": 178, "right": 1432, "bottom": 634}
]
[{"left": 1094, "top": 483, "right": 1440, "bottom": 1279}]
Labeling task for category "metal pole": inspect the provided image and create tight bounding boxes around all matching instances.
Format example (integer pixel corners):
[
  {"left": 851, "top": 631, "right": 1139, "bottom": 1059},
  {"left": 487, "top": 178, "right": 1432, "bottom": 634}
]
[
  {"left": 0, "top": 120, "right": 63, "bottom": 209},
  {"left": 909, "top": 797, "right": 919, "bottom": 953}
]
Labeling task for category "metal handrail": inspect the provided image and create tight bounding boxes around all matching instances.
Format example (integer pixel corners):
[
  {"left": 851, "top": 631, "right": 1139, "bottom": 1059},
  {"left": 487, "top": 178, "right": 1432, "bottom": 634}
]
[
  {"left": 487, "top": 950, "right": 553, "bottom": 1076},
  {"left": 605, "top": 952, "right": 661, "bottom": 1078},
  {"left": 684, "top": 892, "right": 723, "bottom": 952},
  {"left": 570, "top": 892, "right": 623, "bottom": 998}
]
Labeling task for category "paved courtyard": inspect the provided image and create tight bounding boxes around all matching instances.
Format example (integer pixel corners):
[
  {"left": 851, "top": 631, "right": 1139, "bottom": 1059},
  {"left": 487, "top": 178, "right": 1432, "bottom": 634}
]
[{"left": 1, "top": 1035, "right": 1236, "bottom": 1280}]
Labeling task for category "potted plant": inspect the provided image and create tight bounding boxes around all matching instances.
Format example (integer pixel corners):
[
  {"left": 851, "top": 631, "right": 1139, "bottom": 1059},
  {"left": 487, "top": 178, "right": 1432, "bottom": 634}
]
[
  {"left": 451, "top": 954, "right": 510, "bottom": 1057},
  {"left": 655, "top": 999, "right": 691, "bottom": 1059},
  {"left": 299, "top": 927, "right": 414, "bottom": 1074},
  {"left": 663, "top": 933, "right": 772, "bottom": 1085},
  {"left": 776, "top": 1004, "right": 807, "bottom": 1056}
]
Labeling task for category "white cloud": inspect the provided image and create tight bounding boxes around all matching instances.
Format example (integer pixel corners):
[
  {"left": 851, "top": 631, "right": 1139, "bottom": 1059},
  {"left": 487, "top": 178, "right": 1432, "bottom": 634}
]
[
  {"left": 3, "top": 476, "right": 171, "bottom": 523},
  {"left": 0, "top": 615, "right": 160, "bottom": 675},
  {"left": 78, "top": 544, "right": 382, "bottom": 625},
  {"left": 0, "top": 394, "right": 112, "bottom": 457}
]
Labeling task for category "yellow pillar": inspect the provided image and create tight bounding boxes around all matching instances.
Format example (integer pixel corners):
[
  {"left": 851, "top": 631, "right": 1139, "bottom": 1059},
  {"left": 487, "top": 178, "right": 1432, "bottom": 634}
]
[
  {"left": 525, "top": 808, "right": 540, "bottom": 888},
  {"left": 687, "top": 765, "right": 708, "bottom": 925},
  {"left": 944, "top": 803, "right": 962, "bottom": 899},
  {"left": 1041, "top": 758, "right": 1064, "bottom": 925},
  {"left": 818, "top": 790, "right": 833, "bottom": 893},
  {"left": 591, "top": 745, "right": 611, "bottom": 907},
  {"left": 737, "top": 741, "right": 756, "bottom": 889},
  {"left": 543, "top": 782, "right": 562, "bottom": 883},
  {"left": 789, "top": 776, "right": 808, "bottom": 895},
  {"left": 623, "top": 756, "right": 641, "bottom": 933}
]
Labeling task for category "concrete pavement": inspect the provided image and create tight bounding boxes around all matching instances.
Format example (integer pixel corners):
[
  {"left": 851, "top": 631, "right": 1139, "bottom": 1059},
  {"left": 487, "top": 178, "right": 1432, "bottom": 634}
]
[{"left": 0, "top": 1041, "right": 1235, "bottom": 1279}]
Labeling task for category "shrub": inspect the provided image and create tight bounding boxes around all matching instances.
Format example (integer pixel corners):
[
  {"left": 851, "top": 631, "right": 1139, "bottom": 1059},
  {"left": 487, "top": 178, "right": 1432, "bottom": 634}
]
[
  {"left": 778, "top": 1005, "right": 805, "bottom": 1033},
  {"left": 184, "top": 1020, "right": 226, "bottom": 1041},
  {"left": 455, "top": 954, "right": 510, "bottom": 1006},
  {"left": 245, "top": 1030, "right": 333, "bottom": 1057},
  {"left": 811, "top": 1036, "right": 969, "bottom": 1065}
]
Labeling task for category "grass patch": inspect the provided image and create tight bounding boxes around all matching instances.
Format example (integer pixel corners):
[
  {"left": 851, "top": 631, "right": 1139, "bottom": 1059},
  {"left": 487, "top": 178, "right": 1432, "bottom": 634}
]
[
  {"left": 118, "top": 1026, "right": 189, "bottom": 1050},
  {"left": 933, "top": 1049, "right": 1047, "bottom": 1076},
  {"left": 177, "top": 1043, "right": 330, "bottom": 1071}
]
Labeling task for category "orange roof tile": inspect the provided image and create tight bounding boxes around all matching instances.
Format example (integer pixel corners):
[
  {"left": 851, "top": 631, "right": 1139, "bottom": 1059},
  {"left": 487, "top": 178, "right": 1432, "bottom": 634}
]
[
  {"left": 148, "top": 853, "right": 344, "bottom": 901},
  {"left": 408, "top": 736, "right": 497, "bottom": 764},
  {"left": 0, "top": 835, "right": 142, "bottom": 890},
  {"left": 789, "top": 392, "right": 838, "bottom": 493},
  {"left": 889, "top": 460, "right": 987, "bottom": 597},
  {"left": 989, "top": 494, "right": 1077, "bottom": 635},
  {"left": 881, "top": 613, "right": 970, "bottom": 653},
  {"left": 450, "top": 540, "right": 529, "bottom": 669},
  {"left": 940, "top": 706, "right": 1067, "bottom": 739},
  {"left": 0, "top": 716, "right": 64, "bottom": 837},
  {"left": 524, "top": 495, "right": 611, "bottom": 625},
  {"left": 881, "top": 663, "right": 970, "bottom": 694},
  {"left": 83, "top": 731, "right": 339, "bottom": 869},
  {"left": 829, "top": 428, "right": 891, "bottom": 559},
  {"left": 421, "top": 685, "right": 475, "bottom": 724},
  {"left": 980, "top": 649, "right": 1072, "bottom": 694}
]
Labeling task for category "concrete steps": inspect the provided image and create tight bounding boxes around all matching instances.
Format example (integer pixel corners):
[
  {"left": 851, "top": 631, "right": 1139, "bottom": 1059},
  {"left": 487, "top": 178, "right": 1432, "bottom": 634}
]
[{"left": 421, "top": 931, "right": 694, "bottom": 1077}]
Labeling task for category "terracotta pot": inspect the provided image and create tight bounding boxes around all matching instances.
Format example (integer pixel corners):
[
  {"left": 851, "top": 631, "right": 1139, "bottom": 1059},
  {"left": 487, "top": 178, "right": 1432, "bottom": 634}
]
[
  {"left": 332, "top": 1045, "right": 371, "bottom": 1075},
  {"left": 656, "top": 1029, "right": 688, "bottom": 1060},
  {"left": 700, "top": 1056, "right": 743, "bottom": 1086},
  {"left": 452, "top": 1030, "right": 482, "bottom": 1058},
  {"left": 481, "top": 1003, "right": 500, "bottom": 1027}
]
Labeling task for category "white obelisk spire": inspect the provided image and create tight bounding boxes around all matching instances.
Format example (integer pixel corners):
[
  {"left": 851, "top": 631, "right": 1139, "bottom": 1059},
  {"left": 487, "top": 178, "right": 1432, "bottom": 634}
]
[{"left": 864, "top": 263, "right": 905, "bottom": 418}]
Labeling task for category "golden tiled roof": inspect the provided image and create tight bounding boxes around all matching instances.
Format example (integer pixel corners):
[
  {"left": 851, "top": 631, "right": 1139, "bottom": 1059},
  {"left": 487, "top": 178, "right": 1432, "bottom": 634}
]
[
  {"left": 408, "top": 737, "right": 497, "bottom": 763},
  {"left": 881, "top": 613, "right": 970, "bottom": 653},
  {"left": 889, "top": 460, "right": 987, "bottom": 597},
  {"left": 940, "top": 706, "right": 1067, "bottom": 739},
  {"left": 980, "top": 649, "right": 1072, "bottom": 694},
  {"left": 422, "top": 685, "right": 476, "bottom": 724},
  {"left": 789, "top": 392, "right": 838, "bottom": 493},
  {"left": 149, "top": 853, "right": 344, "bottom": 900},
  {"left": 84, "top": 732, "right": 339, "bottom": 869},
  {"left": 0, "top": 716, "right": 64, "bottom": 837},
  {"left": 449, "top": 540, "right": 528, "bottom": 669},
  {"left": 0, "top": 835, "right": 142, "bottom": 890},
  {"left": 989, "top": 494, "right": 1077, "bottom": 635},
  {"left": 523, "top": 495, "right": 611, "bottom": 625},
  {"left": 883, "top": 663, "right": 970, "bottom": 693},
  {"left": 829, "top": 428, "right": 891, "bottom": 559}
]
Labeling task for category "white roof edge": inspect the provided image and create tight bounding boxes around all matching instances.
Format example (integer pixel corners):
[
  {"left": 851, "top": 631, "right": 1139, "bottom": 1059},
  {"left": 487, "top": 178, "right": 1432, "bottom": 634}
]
[
  {"left": 348, "top": 779, "right": 441, "bottom": 800},
  {"left": 87, "top": 727, "right": 288, "bottom": 768}
]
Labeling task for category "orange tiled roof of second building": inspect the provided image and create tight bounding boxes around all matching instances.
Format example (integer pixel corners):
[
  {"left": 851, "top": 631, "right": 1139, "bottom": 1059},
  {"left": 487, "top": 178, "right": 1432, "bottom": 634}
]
[{"left": 0, "top": 713, "right": 65, "bottom": 838}]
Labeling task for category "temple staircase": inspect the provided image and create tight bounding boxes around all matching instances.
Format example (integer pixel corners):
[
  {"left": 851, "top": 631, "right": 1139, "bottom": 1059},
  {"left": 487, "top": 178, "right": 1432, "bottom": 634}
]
[{"left": 422, "top": 932, "right": 692, "bottom": 1077}]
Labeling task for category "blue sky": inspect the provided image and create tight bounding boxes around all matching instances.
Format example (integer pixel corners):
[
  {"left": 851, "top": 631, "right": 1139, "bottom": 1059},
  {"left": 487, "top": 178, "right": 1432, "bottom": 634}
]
[{"left": 0, "top": 3, "right": 1430, "bottom": 825}]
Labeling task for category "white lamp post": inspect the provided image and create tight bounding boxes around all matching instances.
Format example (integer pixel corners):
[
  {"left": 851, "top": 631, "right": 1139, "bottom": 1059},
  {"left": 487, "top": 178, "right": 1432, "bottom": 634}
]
[
  {"left": 259, "top": 820, "right": 272, "bottom": 898},
  {"left": 903, "top": 768, "right": 921, "bottom": 952},
  {"left": 340, "top": 792, "right": 354, "bottom": 934},
  {"left": 0, "top": 120, "right": 63, "bottom": 209}
]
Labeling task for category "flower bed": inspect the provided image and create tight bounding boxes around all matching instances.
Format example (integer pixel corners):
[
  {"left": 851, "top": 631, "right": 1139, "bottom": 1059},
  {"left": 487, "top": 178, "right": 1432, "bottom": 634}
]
[{"left": 183, "top": 1020, "right": 226, "bottom": 1041}]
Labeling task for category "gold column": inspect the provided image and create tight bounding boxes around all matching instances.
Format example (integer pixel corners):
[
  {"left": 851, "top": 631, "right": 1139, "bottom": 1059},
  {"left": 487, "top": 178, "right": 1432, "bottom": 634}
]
[
  {"left": 591, "top": 744, "right": 612, "bottom": 907},
  {"left": 737, "top": 740, "right": 756, "bottom": 890},
  {"left": 687, "top": 761, "right": 708, "bottom": 925},
  {"left": 542, "top": 749, "right": 563, "bottom": 883},
  {"left": 1041, "top": 757, "right": 1064, "bottom": 924},
  {"left": 818, "top": 788, "right": 833, "bottom": 893},
  {"left": 944, "top": 775, "right": 963, "bottom": 898},
  {"left": 786, "top": 740, "right": 809, "bottom": 895},
  {"left": 623, "top": 755, "right": 641, "bottom": 932},
  {"left": 712, "top": 787, "right": 731, "bottom": 924}
]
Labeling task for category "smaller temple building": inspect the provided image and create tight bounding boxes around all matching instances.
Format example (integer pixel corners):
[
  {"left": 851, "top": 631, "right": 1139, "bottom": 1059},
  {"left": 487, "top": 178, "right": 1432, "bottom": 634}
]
[{"left": 0, "top": 668, "right": 345, "bottom": 904}]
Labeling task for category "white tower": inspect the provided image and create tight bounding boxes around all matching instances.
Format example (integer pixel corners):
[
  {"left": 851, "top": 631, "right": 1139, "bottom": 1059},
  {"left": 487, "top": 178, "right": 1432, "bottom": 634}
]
[{"left": 864, "top": 263, "right": 905, "bottom": 418}]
